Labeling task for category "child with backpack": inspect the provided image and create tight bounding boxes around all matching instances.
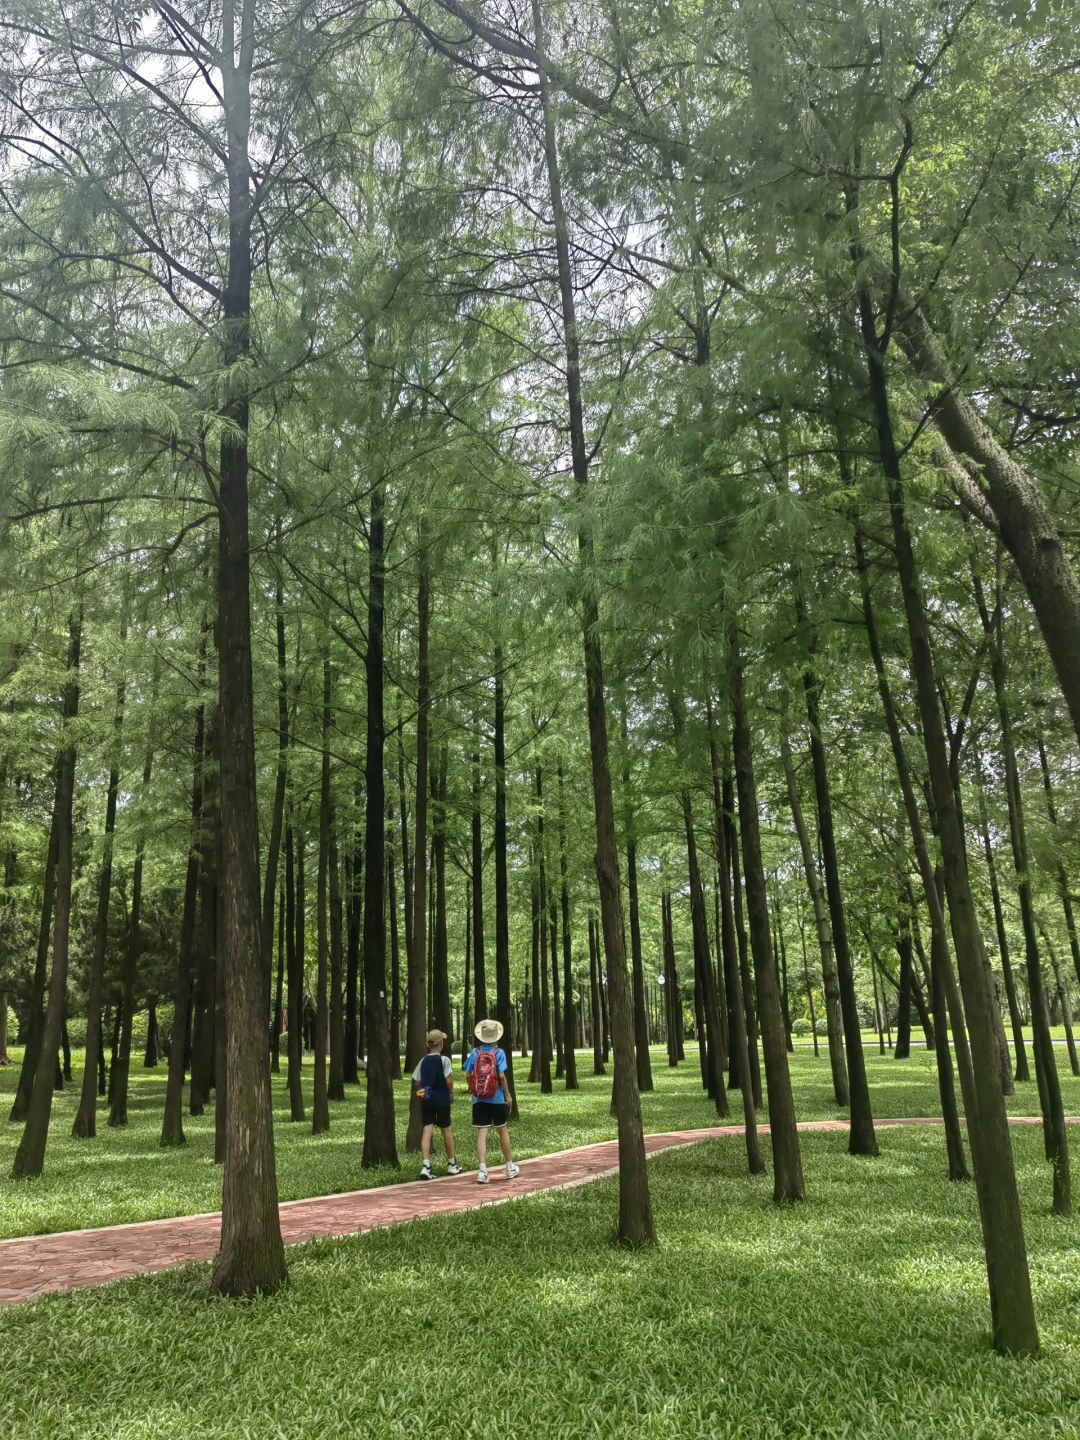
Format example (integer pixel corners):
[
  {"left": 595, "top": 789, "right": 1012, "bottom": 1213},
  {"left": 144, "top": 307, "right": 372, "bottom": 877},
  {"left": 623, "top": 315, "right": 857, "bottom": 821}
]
[
  {"left": 413, "top": 1029, "right": 462, "bottom": 1181},
  {"left": 464, "top": 1018, "right": 519, "bottom": 1184}
]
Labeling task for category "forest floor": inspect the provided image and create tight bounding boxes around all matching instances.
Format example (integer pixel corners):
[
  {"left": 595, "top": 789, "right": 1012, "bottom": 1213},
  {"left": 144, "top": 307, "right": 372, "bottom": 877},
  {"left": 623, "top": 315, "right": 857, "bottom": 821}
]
[
  {"left": 1, "top": 1040, "right": 1079, "bottom": 1238},
  {"left": 1, "top": 1120, "right": 1078, "bottom": 1440}
]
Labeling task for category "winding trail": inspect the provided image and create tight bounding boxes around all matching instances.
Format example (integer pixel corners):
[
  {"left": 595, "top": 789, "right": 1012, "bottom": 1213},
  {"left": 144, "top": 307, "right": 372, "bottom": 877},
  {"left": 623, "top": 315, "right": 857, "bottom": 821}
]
[{"left": 0, "top": 1115, "right": 1073, "bottom": 1308}]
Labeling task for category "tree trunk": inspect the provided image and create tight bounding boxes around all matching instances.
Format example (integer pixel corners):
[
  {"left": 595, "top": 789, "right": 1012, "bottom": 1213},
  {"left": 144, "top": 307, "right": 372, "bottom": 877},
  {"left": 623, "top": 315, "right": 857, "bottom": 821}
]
[
  {"left": 894, "top": 907, "right": 913, "bottom": 1059},
  {"left": 209, "top": 14, "right": 287, "bottom": 1296},
  {"left": 725, "top": 764, "right": 762, "bottom": 1108},
  {"left": 432, "top": 744, "right": 452, "bottom": 1040},
  {"left": 386, "top": 805, "right": 401, "bottom": 1080},
  {"left": 620, "top": 697, "right": 653, "bottom": 1092},
  {"left": 74, "top": 622, "right": 128, "bottom": 1139},
  {"left": 1036, "top": 723, "right": 1080, "bottom": 995},
  {"left": 898, "top": 303, "right": 1080, "bottom": 754},
  {"left": 729, "top": 622, "right": 803, "bottom": 1203},
  {"left": 109, "top": 706, "right": 156, "bottom": 1129},
  {"left": 312, "top": 657, "right": 331, "bottom": 1135},
  {"left": 779, "top": 724, "right": 848, "bottom": 1106},
  {"left": 9, "top": 811, "right": 58, "bottom": 1124},
  {"left": 558, "top": 763, "right": 578, "bottom": 1089},
  {"left": 344, "top": 817, "right": 362, "bottom": 1086},
  {"left": 471, "top": 728, "right": 488, "bottom": 1021},
  {"left": 493, "top": 619, "right": 517, "bottom": 1116},
  {"left": 284, "top": 821, "right": 305, "bottom": 1120},
  {"left": 13, "top": 611, "right": 80, "bottom": 1178},
  {"left": 973, "top": 754, "right": 1031, "bottom": 1082},
  {"left": 798, "top": 598, "right": 877, "bottom": 1156},
  {"left": 533, "top": 0, "right": 651, "bottom": 1243},
  {"left": 329, "top": 797, "right": 345, "bottom": 1098},
  {"left": 271, "top": 884, "right": 284, "bottom": 1074},
  {"left": 536, "top": 769, "right": 554, "bottom": 1094},
  {"left": 260, "top": 577, "right": 289, "bottom": 1040},
  {"left": 589, "top": 914, "right": 605, "bottom": 1077},
  {"left": 360, "top": 481, "right": 397, "bottom": 1170},
  {"left": 1040, "top": 922, "right": 1080, "bottom": 1079},
  {"left": 144, "top": 1002, "right": 158, "bottom": 1068},
  {"left": 853, "top": 525, "right": 968, "bottom": 1179},
  {"left": 405, "top": 537, "right": 430, "bottom": 1152},
  {"left": 861, "top": 298, "right": 1037, "bottom": 1353}
]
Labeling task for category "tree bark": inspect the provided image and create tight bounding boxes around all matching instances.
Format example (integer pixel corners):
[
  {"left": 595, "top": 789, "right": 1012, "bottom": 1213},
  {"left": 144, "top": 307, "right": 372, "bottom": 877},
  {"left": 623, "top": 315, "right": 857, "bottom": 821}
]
[
  {"left": 1036, "top": 722, "right": 1080, "bottom": 995},
  {"left": 725, "top": 763, "right": 763, "bottom": 1108},
  {"left": 74, "top": 617, "right": 128, "bottom": 1139},
  {"left": 360, "top": 480, "right": 397, "bottom": 1170},
  {"left": 13, "top": 611, "right": 80, "bottom": 1178},
  {"left": 431, "top": 743, "right": 452, "bottom": 1040},
  {"left": 779, "top": 724, "right": 848, "bottom": 1107},
  {"left": 620, "top": 697, "right": 653, "bottom": 1092},
  {"left": 535, "top": 768, "right": 554, "bottom": 1093},
  {"left": 557, "top": 763, "right": 578, "bottom": 1089},
  {"left": 260, "top": 576, "right": 289, "bottom": 1037},
  {"left": 729, "top": 623, "right": 803, "bottom": 1203},
  {"left": 285, "top": 821, "right": 305, "bottom": 1120},
  {"left": 405, "top": 536, "right": 430, "bottom": 1152},
  {"left": 493, "top": 617, "right": 517, "bottom": 1116},
  {"left": 589, "top": 913, "right": 605, "bottom": 1076},
  {"left": 472, "top": 726, "right": 488, "bottom": 1021},
  {"left": 9, "top": 811, "right": 57, "bottom": 1124},
  {"left": 860, "top": 294, "right": 1038, "bottom": 1352},
  {"left": 386, "top": 804, "right": 401, "bottom": 1080},
  {"left": 312, "top": 658, "right": 331, "bottom": 1132}
]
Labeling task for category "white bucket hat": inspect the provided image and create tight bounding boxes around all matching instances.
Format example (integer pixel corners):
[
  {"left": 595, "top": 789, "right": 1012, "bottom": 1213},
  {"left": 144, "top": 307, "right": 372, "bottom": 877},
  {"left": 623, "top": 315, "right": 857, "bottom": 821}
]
[{"left": 474, "top": 1018, "right": 504, "bottom": 1044}]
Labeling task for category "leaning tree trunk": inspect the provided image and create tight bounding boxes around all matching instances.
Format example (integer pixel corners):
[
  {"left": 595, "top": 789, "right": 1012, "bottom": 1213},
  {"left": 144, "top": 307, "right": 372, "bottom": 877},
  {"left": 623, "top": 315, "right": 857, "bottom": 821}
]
[
  {"left": 74, "top": 627, "right": 127, "bottom": 1139},
  {"left": 208, "top": 10, "right": 287, "bottom": 1297},
  {"left": 861, "top": 293, "right": 1037, "bottom": 1354},
  {"left": 778, "top": 723, "right": 849, "bottom": 1108},
  {"left": 13, "top": 611, "right": 81, "bottom": 1178},
  {"left": 898, "top": 302, "right": 1080, "bottom": 754},
  {"left": 852, "top": 525, "right": 969, "bottom": 1180},
  {"left": 360, "top": 480, "right": 397, "bottom": 1171},
  {"left": 405, "top": 536, "right": 430, "bottom": 1152},
  {"left": 729, "top": 623, "right": 804, "bottom": 1203}
]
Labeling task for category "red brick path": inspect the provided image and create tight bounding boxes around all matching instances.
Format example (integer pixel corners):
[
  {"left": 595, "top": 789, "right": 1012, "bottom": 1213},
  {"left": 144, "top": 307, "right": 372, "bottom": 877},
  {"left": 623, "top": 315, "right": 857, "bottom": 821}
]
[{"left": 0, "top": 1115, "right": 1064, "bottom": 1307}]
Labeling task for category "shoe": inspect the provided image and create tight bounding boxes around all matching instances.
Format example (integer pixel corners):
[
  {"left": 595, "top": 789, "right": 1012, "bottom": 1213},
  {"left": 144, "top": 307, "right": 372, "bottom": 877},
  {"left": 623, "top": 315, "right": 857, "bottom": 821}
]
[
  {"left": 477, "top": 1166, "right": 489, "bottom": 1185},
  {"left": 419, "top": 1164, "right": 433, "bottom": 1181},
  {"left": 505, "top": 1162, "right": 520, "bottom": 1180},
  {"left": 447, "top": 1159, "right": 463, "bottom": 1176}
]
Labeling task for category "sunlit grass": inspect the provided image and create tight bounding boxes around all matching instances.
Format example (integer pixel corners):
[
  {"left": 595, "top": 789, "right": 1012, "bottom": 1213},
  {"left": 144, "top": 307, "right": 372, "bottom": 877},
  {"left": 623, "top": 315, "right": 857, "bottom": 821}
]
[
  {"left": 1, "top": 1127, "right": 1077, "bottom": 1440},
  {"left": 1, "top": 1041, "right": 1078, "bottom": 1238}
]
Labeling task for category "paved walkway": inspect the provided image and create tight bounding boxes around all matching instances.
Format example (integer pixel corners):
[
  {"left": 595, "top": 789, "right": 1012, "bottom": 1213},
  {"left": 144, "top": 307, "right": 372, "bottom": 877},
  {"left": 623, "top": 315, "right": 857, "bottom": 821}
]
[{"left": 0, "top": 1115, "right": 1070, "bottom": 1308}]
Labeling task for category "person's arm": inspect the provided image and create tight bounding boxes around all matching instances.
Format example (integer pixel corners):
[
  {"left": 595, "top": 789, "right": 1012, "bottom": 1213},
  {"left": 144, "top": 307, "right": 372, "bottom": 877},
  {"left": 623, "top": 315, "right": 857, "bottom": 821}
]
[{"left": 443, "top": 1055, "right": 454, "bottom": 1098}]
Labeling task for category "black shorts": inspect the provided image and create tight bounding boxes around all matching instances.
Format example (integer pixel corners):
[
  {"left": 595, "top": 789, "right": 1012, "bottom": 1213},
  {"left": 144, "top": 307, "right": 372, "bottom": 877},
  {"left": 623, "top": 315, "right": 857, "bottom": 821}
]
[
  {"left": 420, "top": 1104, "right": 452, "bottom": 1129},
  {"left": 471, "top": 1101, "right": 510, "bottom": 1129}
]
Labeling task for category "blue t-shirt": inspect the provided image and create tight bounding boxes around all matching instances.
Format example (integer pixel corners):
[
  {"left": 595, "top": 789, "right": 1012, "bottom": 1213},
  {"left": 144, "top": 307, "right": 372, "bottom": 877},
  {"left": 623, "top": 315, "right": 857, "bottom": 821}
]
[
  {"left": 414, "top": 1053, "right": 452, "bottom": 1106},
  {"left": 464, "top": 1045, "right": 509, "bottom": 1105}
]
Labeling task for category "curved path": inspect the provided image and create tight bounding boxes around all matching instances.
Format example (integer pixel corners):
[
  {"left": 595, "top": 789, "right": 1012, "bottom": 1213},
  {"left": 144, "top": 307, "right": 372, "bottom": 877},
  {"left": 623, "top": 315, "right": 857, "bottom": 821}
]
[{"left": 0, "top": 1115, "right": 1072, "bottom": 1308}]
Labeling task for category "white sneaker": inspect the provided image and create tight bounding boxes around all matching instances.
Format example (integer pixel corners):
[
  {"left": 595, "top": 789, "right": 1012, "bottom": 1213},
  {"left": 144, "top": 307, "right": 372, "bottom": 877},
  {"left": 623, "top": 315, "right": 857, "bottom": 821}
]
[
  {"left": 505, "top": 1161, "right": 520, "bottom": 1180},
  {"left": 419, "top": 1163, "right": 433, "bottom": 1182},
  {"left": 447, "top": 1159, "right": 462, "bottom": 1176},
  {"left": 477, "top": 1166, "right": 489, "bottom": 1185}
]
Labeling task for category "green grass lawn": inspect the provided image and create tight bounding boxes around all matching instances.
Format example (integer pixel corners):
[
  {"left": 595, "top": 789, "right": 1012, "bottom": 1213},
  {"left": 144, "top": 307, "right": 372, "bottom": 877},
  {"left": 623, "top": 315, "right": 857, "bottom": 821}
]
[
  {"left": 1, "top": 1041, "right": 1079, "bottom": 1239},
  {"left": 2, "top": 1126, "right": 1078, "bottom": 1440}
]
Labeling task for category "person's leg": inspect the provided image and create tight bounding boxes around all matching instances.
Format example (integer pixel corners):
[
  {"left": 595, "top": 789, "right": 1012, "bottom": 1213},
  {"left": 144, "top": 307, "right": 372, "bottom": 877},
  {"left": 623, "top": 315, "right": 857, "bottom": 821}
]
[
  {"left": 496, "top": 1123, "right": 512, "bottom": 1164},
  {"left": 441, "top": 1126, "right": 456, "bottom": 1161},
  {"left": 476, "top": 1123, "right": 489, "bottom": 1169},
  {"left": 421, "top": 1124, "right": 434, "bottom": 1164}
]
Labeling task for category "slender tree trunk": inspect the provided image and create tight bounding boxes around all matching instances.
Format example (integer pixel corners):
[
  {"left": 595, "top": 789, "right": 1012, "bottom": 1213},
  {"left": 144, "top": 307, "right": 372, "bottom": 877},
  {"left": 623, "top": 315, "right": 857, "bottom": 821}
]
[
  {"left": 471, "top": 728, "right": 488, "bottom": 1021},
  {"left": 533, "top": 0, "right": 651, "bottom": 1242},
  {"left": 558, "top": 763, "right": 578, "bottom": 1089},
  {"left": 312, "top": 664, "right": 331, "bottom": 1135},
  {"left": 74, "top": 621, "right": 128, "bottom": 1139},
  {"left": 853, "top": 527, "right": 968, "bottom": 1178},
  {"left": 405, "top": 537, "right": 430, "bottom": 1152},
  {"left": 386, "top": 805, "right": 402, "bottom": 1080},
  {"left": 432, "top": 744, "right": 452, "bottom": 1040},
  {"left": 798, "top": 909, "right": 820, "bottom": 1057},
  {"left": 1039, "top": 921, "right": 1080, "bottom": 1078},
  {"left": 798, "top": 599, "right": 877, "bottom": 1156},
  {"left": 285, "top": 821, "right": 305, "bottom": 1120},
  {"left": 729, "top": 623, "right": 803, "bottom": 1203},
  {"left": 361, "top": 481, "right": 397, "bottom": 1170},
  {"left": 260, "top": 577, "right": 289, "bottom": 1037},
  {"left": 271, "top": 885, "right": 284, "bottom": 1074},
  {"left": 589, "top": 914, "right": 605, "bottom": 1076},
  {"left": 973, "top": 755, "right": 1031, "bottom": 1082},
  {"left": 160, "top": 698, "right": 206, "bottom": 1147},
  {"left": 779, "top": 724, "right": 848, "bottom": 1106},
  {"left": 536, "top": 768, "right": 553, "bottom": 1094},
  {"left": 894, "top": 907, "right": 913, "bottom": 1059},
  {"left": 329, "top": 796, "right": 345, "bottom": 1098},
  {"left": 13, "top": 611, "right": 80, "bottom": 1178},
  {"left": 209, "top": 14, "right": 286, "bottom": 1295},
  {"left": 773, "top": 894, "right": 793, "bottom": 1052},
  {"left": 860, "top": 296, "right": 1037, "bottom": 1352},
  {"left": 620, "top": 697, "right": 653, "bottom": 1092},
  {"left": 725, "top": 765, "right": 763, "bottom": 1108},
  {"left": 9, "top": 812, "right": 58, "bottom": 1124},
  {"left": 109, "top": 701, "right": 157, "bottom": 1129},
  {"left": 344, "top": 815, "right": 362, "bottom": 1085},
  {"left": 493, "top": 619, "right": 517, "bottom": 1117},
  {"left": 1036, "top": 723, "right": 1080, "bottom": 995}
]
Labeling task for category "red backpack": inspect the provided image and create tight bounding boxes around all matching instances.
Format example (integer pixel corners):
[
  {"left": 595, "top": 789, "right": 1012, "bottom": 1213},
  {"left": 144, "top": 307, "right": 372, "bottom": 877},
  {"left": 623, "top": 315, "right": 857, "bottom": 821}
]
[{"left": 469, "top": 1047, "right": 501, "bottom": 1100}]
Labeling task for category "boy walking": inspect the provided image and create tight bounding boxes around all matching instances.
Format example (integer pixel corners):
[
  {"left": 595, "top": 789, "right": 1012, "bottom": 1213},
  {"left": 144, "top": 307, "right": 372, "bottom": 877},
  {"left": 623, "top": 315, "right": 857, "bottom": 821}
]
[
  {"left": 464, "top": 1018, "right": 520, "bottom": 1185},
  {"left": 414, "top": 1029, "right": 462, "bottom": 1180}
]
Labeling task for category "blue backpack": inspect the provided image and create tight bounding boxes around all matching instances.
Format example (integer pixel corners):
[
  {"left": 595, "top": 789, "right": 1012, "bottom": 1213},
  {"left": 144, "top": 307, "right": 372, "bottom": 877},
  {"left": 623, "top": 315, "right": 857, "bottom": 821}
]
[{"left": 419, "top": 1053, "right": 450, "bottom": 1105}]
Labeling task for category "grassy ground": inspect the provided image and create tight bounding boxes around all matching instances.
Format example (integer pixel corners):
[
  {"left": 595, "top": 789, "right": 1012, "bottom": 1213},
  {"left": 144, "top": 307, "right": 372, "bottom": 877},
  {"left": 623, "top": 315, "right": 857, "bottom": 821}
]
[
  {"left": 1, "top": 1040, "right": 1079, "bottom": 1238},
  {"left": 1, "top": 1126, "right": 1078, "bottom": 1440}
]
